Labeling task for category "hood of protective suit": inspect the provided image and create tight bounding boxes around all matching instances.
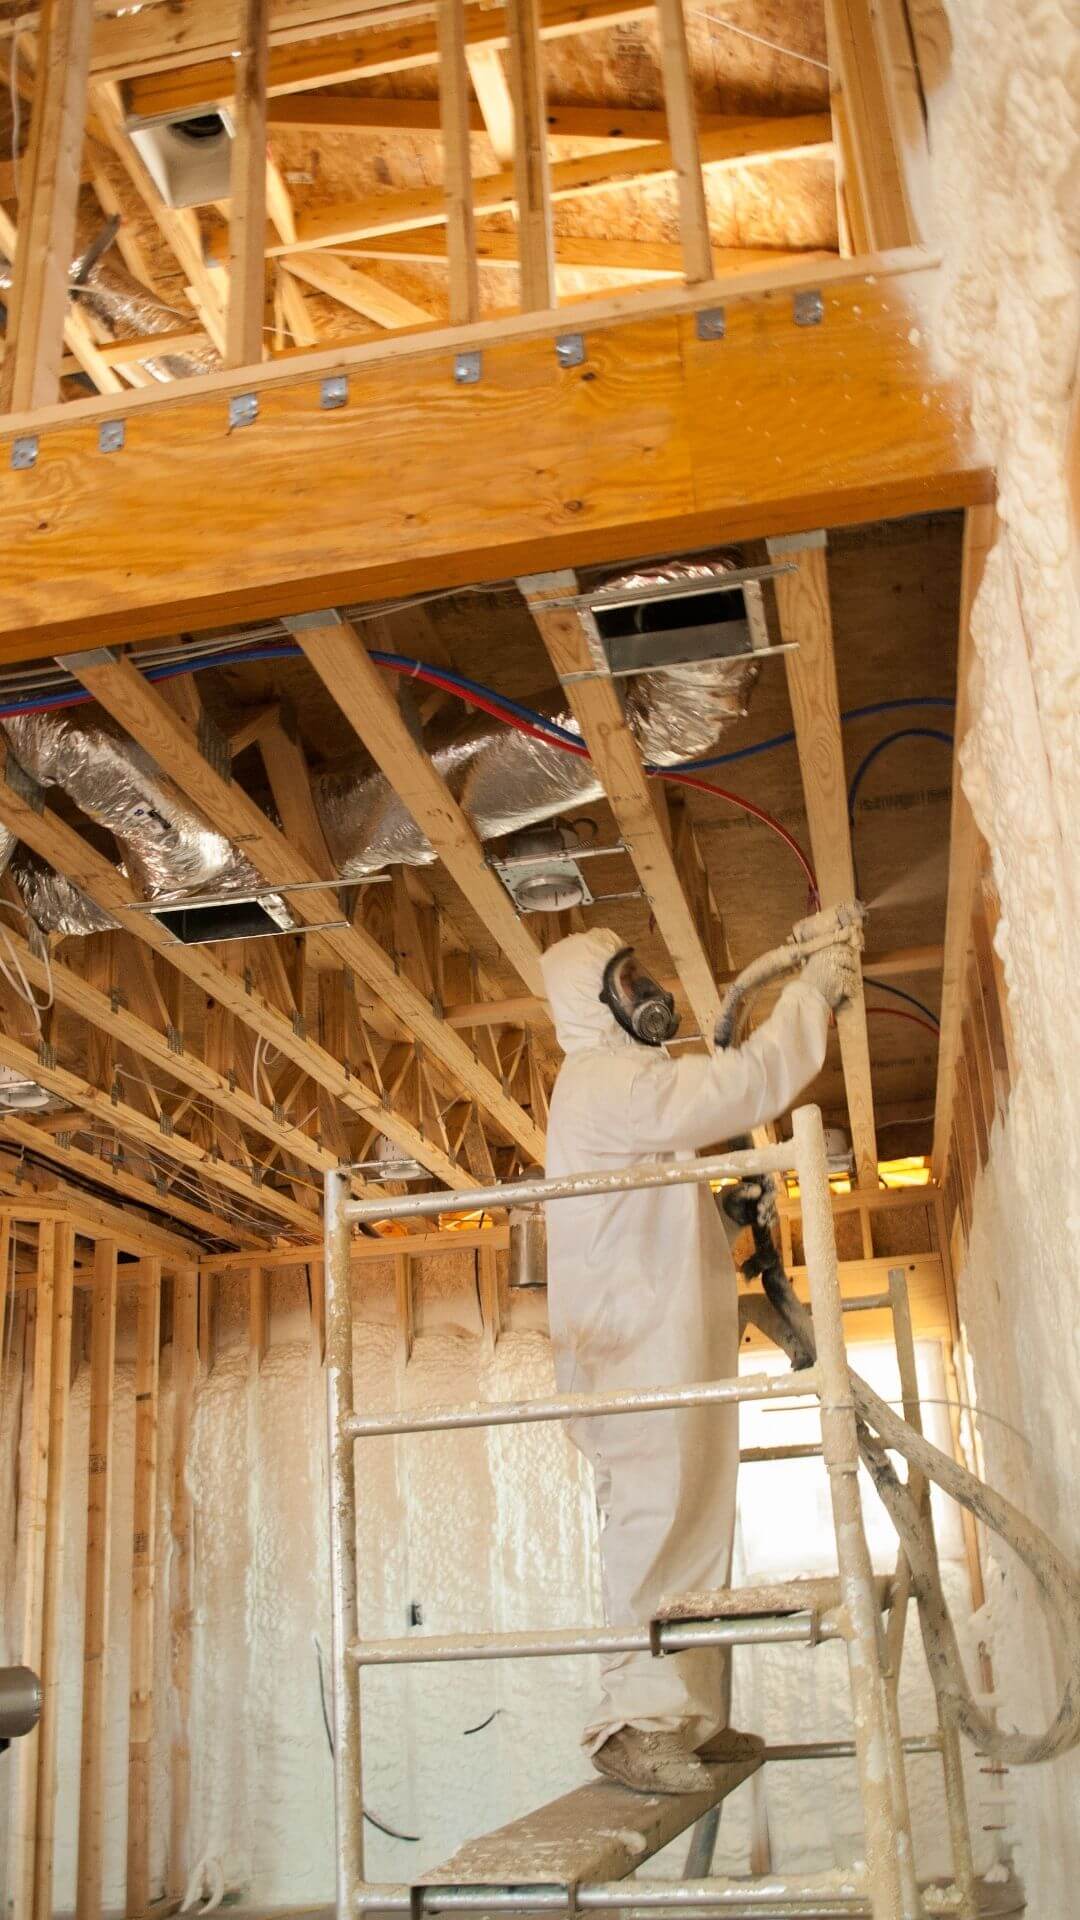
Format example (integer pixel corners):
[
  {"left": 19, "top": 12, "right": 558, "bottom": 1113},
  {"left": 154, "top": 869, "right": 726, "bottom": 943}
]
[{"left": 540, "top": 927, "right": 636, "bottom": 1056}]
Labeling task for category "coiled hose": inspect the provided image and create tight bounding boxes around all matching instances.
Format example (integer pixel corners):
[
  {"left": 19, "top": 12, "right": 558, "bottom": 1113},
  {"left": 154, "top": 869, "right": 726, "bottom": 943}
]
[{"left": 718, "top": 949, "right": 1080, "bottom": 1766}]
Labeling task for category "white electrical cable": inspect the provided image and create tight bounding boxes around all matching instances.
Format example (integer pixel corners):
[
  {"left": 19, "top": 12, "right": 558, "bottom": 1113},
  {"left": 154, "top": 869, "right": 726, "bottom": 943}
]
[
  {"left": 0, "top": 903, "right": 53, "bottom": 1036},
  {"left": 686, "top": 7, "right": 829, "bottom": 69}
]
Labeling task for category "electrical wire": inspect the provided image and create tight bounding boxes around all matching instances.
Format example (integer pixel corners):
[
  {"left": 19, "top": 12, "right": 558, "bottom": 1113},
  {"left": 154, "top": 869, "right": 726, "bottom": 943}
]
[
  {"left": 863, "top": 976, "right": 940, "bottom": 1029},
  {"left": 846, "top": 727, "right": 954, "bottom": 823},
  {"left": 0, "top": 636, "right": 953, "bottom": 909},
  {"left": 673, "top": 698, "right": 956, "bottom": 773},
  {"left": 686, "top": 7, "right": 829, "bottom": 69},
  {"left": 865, "top": 1006, "right": 941, "bottom": 1041}
]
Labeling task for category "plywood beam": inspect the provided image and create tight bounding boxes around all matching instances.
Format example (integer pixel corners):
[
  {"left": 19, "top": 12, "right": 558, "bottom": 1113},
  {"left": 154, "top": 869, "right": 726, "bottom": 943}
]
[
  {"left": 932, "top": 505, "right": 995, "bottom": 1179},
  {"left": 64, "top": 652, "right": 544, "bottom": 1161},
  {"left": 506, "top": 0, "right": 556, "bottom": 309},
  {"left": 0, "top": 257, "right": 989, "bottom": 657},
  {"left": 290, "top": 613, "right": 547, "bottom": 997},
  {"left": 76, "top": 1237, "right": 119, "bottom": 1920},
  {"left": 122, "top": 0, "right": 653, "bottom": 119},
  {"left": 268, "top": 116, "right": 832, "bottom": 256},
  {"left": 772, "top": 535, "right": 878, "bottom": 1186},
  {"left": 0, "top": 0, "right": 94, "bottom": 411},
  {"left": 523, "top": 572, "right": 721, "bottom": 1037},
  {"left": 440, "top": 0, "right": 481, "bottom": 325},
  {"left": 226, "top": 0, "right": 272, "bottom": 369},
  {"left": 126, "top": 1257, "right": 161, "bottom": 1919}
]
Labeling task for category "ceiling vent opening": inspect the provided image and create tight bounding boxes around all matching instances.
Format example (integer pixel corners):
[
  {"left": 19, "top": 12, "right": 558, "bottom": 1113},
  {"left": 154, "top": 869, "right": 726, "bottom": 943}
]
[
  {"left": 129, "top": 110, "right": 235, "bottom": 210},
  {"left": 592, "top": 578, "right": 765, "bottom": 677},
  {"left": 149, "top": 893, "right": 294, "bottom": 946}
]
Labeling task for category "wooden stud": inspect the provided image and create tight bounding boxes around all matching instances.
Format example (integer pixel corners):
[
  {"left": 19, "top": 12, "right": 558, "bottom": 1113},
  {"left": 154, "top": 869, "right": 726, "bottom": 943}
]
[
  {"left": 932, "top": 505, "right": 995, "bottom": 1179},
  {"left": 292, "top": 617, "right": 547, "bottom": 997},
  {"left": 226, "top": 0, "right": 271, "bottom": 367},
  {"left": 963, "top": 968, "right": 996, "bottom": 1139},
  {"left": 126, "top": 1259, "right": 162, "bottom": 1919},
  {"left": 775, "top": 538, "right": 878, "bottom": 1186},
  {"left": 1, "top": 0, "right": 95, "bottom": 412},
  {"left": 76, "top": 1238, "right": 119, "bottom": 1920},
  {"left": 825, "top": 0, "right": 915, "bottom": 250},
  {"left": 32, "top": 1220, "right": 76, "bottom": 1920},
  {"left": 504, "top": 0, "right": 556, "bottom": 309},
  {"left": 10, "top": 1221, "right": 59, "bottom": 1920},
  {"left": 655, "top": 0, "right": 712, "bottom": 283},
  {"left": 959, "top": 1028, "right": 988, "bottom": 1169},
  {"left": 168, "top": 1268, "right": 197, "bottom": 1902},
  {"left": 439, "top": 0, "right": 481, "bottom": 325}
]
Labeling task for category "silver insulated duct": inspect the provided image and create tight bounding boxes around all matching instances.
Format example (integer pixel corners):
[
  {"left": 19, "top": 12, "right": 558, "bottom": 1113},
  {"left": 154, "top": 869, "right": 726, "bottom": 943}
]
[
  {"left": 0, "top": 560, "right": 759, "bottom": 940},
  {"left": 315, "top": 560, "right": 760, "bottom": 880},
  {"left": 1, "top": 710, "right": 278, "bottom": 935}
]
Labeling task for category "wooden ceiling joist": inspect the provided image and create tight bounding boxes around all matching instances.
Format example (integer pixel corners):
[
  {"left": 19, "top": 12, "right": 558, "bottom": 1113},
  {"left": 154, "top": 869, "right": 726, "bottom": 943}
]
[
  {"left": 289, "top": 612, "right": 548, "bottom": 999},
  {"left": 521, "top": 571, "right": 723, "bottom": 1040},
  {"left": 0, "top": 1116, "right": 267, "bottom": 1251},
  {"left": 0, "top": 256, "right": 990, "bottom": 654},
  {"left": 0, "top": 1021, "right": 318, "bottom": 1234},
  {"left": 4, "top": 924, "right": 356, "bottom": 1182},
  {"left": 64, "top": 649, "right": 544, "bottom": 1163},
  {"left": 771, "top": 534, "right": 878, "bottom": 1188},
  {"left": 0, "top": 766, "right": 479, "bottom": 1189}
]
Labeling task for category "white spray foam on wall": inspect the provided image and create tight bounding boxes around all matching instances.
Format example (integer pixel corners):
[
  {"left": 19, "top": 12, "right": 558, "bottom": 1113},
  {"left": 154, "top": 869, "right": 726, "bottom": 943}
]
[{"left": 929, "top": 0, "right": 1080, "bottom": 1906}]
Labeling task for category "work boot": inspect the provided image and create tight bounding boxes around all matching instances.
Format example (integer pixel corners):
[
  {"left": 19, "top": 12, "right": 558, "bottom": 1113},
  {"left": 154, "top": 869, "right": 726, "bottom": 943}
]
[
  {"left": 591, "top": 1728, "right": 716, "bottom": 1795},
  {"left": 696, "top": 1726, "right": 765, "bottom": 1765}
]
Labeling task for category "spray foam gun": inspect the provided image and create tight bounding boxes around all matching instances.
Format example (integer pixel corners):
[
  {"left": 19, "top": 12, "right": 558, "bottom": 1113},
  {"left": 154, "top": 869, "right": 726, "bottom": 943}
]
[{"left": 714, "top": 900, "right": 866, "bottom": 1367}]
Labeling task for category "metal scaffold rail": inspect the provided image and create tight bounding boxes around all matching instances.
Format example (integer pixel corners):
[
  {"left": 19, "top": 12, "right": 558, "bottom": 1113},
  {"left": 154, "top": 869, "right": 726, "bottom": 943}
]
[{"left": 321, "top": 1104, "right": 1057, "bottom": 1920}]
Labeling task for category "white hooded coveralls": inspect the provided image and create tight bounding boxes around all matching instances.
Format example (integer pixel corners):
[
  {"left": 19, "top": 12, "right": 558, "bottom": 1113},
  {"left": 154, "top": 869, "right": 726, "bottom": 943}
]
[{"left": 540, "top": 929, "right": 830, "bottom": 1754}]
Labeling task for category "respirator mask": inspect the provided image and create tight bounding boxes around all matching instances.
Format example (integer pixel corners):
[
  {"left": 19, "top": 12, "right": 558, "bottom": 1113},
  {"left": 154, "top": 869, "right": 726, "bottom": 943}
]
[{"left": 599, "top": 947, "right": 679, "bottom": 1048}]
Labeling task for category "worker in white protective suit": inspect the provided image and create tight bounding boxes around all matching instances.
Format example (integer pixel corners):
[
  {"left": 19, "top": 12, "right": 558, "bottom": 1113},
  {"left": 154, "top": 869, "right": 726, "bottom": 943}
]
[{"left": 540, "top": 926, "right": 857, "bottom": 1795}]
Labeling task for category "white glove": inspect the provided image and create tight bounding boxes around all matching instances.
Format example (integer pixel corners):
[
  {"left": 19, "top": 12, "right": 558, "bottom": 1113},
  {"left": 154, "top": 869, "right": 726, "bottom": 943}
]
[{"left": 802, "top": 942, "right": 860, "bottom": 1011}]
